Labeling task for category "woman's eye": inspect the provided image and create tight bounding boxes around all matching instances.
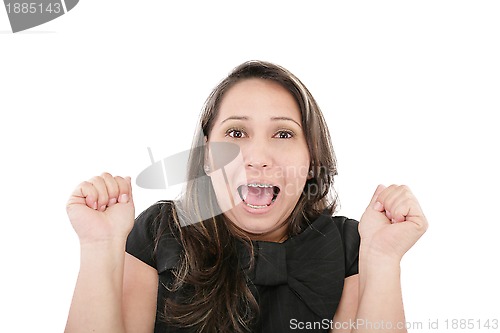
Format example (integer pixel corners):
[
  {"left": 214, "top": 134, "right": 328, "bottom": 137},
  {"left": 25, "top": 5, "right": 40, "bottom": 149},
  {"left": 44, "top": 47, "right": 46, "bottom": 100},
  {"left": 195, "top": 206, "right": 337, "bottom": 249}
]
[
  {"left": 274, "top": 130, "right": 294, "bottom": 139},
  {"left": 226, "top": 129, "right": 245, "bottom": 138}
]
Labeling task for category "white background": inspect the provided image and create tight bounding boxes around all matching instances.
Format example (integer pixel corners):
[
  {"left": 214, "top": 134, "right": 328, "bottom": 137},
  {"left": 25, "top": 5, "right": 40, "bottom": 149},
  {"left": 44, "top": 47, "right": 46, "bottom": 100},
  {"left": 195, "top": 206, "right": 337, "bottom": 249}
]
[{"left": 1, "top": 1, "right": 499, "bottom": 332}]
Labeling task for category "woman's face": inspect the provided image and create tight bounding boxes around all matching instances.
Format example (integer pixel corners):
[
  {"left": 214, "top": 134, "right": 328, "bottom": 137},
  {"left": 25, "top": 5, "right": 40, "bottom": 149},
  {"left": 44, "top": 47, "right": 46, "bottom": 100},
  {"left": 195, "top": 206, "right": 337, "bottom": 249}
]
[{"left": 206, "top": 78, "right": 311, "bottom": 242}]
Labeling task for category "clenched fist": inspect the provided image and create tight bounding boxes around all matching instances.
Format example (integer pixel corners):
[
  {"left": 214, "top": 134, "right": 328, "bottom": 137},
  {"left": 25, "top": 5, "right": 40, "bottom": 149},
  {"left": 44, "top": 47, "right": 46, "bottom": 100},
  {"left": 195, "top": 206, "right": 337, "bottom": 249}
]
[
  {"left": 360, "top": 185, "right": 428, "bottom": 261},
  {"left": 66, "top": 173, "right": 135, "bottom": 245}
]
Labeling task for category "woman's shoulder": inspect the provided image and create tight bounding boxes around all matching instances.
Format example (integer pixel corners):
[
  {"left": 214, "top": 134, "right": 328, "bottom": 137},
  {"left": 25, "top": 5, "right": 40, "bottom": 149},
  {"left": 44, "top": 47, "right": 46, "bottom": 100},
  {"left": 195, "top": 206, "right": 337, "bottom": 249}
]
[
  {"left": 136, "top": 200, "right": 177, "bottom": 221},
  {"left": 299, "top": 213, "right": 360, "bottom": 277},
  {"left": 331, "top": 215, "right": 360, "bottom": 277},
  {"left": 302, "top": 211, "right": 359, "bottom": 238},
  {"left": 126, "top": 200, "right": 181, "bottom": 271},
  {"left": 331, "top": 215, "right": 359, "bottom": 240}
]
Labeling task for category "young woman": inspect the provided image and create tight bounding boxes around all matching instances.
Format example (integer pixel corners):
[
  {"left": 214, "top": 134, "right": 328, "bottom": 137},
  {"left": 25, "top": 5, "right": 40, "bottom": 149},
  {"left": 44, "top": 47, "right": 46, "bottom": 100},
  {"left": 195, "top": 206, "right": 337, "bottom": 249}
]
[{"left": 65, "top": 61, "right": 428, "bottom": 333}]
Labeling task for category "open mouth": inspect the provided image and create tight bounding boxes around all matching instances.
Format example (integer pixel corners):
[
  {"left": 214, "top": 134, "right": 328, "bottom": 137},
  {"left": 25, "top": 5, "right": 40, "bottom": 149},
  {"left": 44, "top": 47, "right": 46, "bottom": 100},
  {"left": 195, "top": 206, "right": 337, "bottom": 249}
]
[{"left": 237, "top": 183, "right": 281, "bottom": 209}]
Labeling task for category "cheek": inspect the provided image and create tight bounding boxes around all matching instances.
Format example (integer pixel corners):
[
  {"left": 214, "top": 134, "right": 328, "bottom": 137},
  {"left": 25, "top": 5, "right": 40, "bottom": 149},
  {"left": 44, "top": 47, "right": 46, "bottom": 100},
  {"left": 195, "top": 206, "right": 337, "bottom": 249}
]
[
  {"left": 209, "top": 172, "right": 239, "bottom": 213},
  {"left": 206, "top": 147, "right": 246, "bottom": 210},
  {"left": 280, "top": 150, "right": 310, "bottom": 175},
  {"left": 280, "top": 156, "right": 310, "bottom": 198}
]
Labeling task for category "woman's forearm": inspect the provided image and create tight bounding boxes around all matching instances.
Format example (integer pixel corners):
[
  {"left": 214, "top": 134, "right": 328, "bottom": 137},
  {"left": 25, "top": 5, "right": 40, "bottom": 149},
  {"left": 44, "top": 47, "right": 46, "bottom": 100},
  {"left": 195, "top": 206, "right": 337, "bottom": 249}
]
[
  {"left": 65, "top": 240, "right": 127, "bottom": 333},
  {"left": 354, "top": 245, "right": 406, "bottom": 333}
]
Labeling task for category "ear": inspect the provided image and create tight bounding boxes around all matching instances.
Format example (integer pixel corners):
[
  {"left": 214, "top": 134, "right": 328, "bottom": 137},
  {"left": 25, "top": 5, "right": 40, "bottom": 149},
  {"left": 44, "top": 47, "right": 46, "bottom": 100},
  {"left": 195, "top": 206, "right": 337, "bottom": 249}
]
[
  {"left": 204, "top": 136, "right": 211, "bottom": 175},
  {"left": 307, "top": 164, "right": 314, "bottom": 180}
]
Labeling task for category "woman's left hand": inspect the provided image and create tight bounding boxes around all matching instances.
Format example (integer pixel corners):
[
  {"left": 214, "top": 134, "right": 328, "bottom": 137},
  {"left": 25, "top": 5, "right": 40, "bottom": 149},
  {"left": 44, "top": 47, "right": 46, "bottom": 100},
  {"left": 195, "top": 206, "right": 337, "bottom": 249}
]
[{"left": 359, "top": 185, "right": 428, "bottom": 261}]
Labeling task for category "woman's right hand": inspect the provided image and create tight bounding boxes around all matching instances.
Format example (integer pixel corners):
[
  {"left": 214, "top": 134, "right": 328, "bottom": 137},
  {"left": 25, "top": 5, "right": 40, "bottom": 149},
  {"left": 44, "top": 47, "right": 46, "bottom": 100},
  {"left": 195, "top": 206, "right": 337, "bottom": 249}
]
[{"left": 66, "top": 173, "right": 135, "bottom": 245}]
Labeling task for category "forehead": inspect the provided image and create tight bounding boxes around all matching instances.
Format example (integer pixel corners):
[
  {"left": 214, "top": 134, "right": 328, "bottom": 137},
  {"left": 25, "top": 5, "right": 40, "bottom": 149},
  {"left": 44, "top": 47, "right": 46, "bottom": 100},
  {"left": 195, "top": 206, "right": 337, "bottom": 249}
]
[{"left": 217, "top": 78, "right": 301, "bottom": 121}]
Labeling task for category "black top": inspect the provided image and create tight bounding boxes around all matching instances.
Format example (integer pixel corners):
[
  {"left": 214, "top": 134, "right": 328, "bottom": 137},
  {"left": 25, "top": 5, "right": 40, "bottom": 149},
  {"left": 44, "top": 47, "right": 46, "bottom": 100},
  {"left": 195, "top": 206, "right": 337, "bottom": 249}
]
[{"left": 126, "top": 201, "right": 360, "bottom": 333}]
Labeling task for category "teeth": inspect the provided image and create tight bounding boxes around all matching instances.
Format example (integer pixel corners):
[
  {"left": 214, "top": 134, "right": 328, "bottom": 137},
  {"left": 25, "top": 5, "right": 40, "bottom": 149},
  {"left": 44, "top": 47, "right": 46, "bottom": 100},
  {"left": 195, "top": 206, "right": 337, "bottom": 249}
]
[
  {"left": 245, "top": 203, "right": 268, "bottom": 209},
  {"left": 247, "top": 183, "right": 273, "bottom": 188}
]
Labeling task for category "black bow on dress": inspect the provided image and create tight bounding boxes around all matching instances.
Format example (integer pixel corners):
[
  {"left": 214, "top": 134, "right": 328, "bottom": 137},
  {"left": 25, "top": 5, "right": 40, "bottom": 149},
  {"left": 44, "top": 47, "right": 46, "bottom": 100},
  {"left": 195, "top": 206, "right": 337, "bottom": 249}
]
[{"left": 237, "top": 214, "right": 348, "bottom": 324}]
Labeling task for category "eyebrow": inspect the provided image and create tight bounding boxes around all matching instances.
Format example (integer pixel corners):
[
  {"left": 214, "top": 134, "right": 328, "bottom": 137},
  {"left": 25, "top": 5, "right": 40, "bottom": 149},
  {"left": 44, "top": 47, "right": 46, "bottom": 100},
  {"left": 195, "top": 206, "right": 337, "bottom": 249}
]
[{"left": 220, "top": 116, "right": 302, "bottom": 128}]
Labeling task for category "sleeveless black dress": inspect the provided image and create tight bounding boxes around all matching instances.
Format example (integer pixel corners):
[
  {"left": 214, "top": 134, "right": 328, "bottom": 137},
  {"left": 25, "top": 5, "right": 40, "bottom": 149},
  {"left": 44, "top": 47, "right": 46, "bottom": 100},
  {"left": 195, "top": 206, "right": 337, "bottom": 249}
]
[{"left": 126, "top": 201, "right": 360, "bottom": 333}]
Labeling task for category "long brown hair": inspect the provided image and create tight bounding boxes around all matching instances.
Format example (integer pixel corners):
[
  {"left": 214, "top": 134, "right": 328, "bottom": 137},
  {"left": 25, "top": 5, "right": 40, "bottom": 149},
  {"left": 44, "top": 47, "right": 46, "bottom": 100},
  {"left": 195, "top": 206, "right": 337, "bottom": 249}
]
[{"left": 157, "top": 60, "right": 339, "bottom": 332}]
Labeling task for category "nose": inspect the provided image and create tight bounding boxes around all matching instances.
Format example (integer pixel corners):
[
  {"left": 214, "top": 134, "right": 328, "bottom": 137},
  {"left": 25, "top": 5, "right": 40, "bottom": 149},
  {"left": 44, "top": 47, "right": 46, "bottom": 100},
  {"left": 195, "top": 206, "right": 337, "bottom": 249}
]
[{"left": 244, "top": 140, "right": 273, "bottom": 169}]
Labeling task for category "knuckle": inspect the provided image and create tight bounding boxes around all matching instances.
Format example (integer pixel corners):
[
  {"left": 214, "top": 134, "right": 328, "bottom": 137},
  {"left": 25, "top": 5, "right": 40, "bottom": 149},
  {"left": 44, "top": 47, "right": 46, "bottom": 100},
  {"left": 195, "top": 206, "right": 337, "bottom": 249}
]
[
  {"left": 79, "top": 181, "right": 95, "bottom": 196},
  {"left": 114, "top": 176, "right": 126, "bottom": 188},
  {"left": 415, "top": 217, "right": 428, "bottom": 233},
  {"left": 421, "top": 218, "right": 429, "bottom": 231},
  {"left": 103, "top": 173, "right": 119, "bottom": 188},
  {"left": 80, "top": 180, "right": 92, "bottom": 188},
  {"left": 399, "top": 184, "right": 409, "bottom": 190},
  {"left": 386, "top": 184, "right": 398, "bottom": 192},
  {"left": 89, "top": 175, "right": 104, "bottom": 184},
  {"left": 101, "top": 172, "right": 113, "bottom": 179}
]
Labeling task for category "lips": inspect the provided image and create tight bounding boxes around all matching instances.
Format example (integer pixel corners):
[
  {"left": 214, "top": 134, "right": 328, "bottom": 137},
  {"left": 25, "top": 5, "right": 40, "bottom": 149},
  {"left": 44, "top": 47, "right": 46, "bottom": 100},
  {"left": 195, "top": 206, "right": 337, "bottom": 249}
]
[{"left": 237, "top": 183, "right": 281, "bottom": 209}]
